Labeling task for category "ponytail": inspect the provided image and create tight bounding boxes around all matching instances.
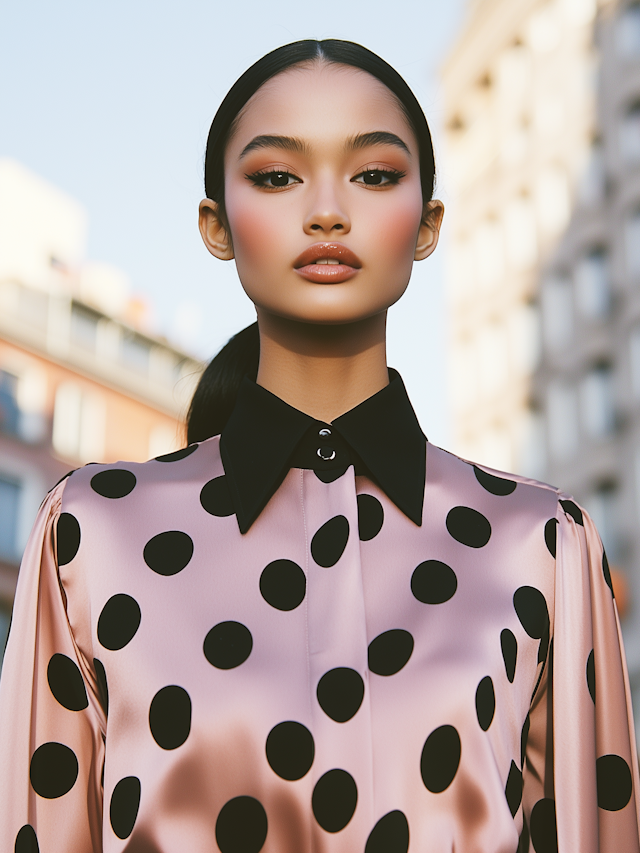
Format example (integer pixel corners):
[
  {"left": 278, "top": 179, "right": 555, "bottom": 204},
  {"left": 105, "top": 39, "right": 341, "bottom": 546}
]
[{"left": 186, "top": 323, "right": 259, "bottom": 443}]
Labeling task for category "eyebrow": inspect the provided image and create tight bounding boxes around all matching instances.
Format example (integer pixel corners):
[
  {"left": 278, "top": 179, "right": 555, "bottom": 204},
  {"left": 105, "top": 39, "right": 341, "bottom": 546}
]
[
  {"left": 239, "top": 135, "right": 309, "bottom": 158},
  {"left": 346, "top": 131, "right": 411, "bottom": 155},
  {"left": 239, "top": 130, "right": 411, "bottom": 159}
]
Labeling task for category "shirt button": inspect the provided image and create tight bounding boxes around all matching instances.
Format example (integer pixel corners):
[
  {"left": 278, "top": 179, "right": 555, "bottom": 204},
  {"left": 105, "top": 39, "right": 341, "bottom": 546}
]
[
  {"left": 318, "top": 428, "right": 332, "bottom": 438},
  {"left": 317, "top": 446, "right": 336, "bottom": 461}
]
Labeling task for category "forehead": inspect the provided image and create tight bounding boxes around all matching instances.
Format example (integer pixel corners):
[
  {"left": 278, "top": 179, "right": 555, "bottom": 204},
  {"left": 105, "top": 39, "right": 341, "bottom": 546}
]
[{"left": 229, "top": 62, "right": 416, "bottom": 154}]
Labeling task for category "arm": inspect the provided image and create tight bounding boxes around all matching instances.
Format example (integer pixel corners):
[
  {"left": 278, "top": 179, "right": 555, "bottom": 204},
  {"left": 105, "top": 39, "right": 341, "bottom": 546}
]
[{"left": 0, "top": 480, "right": 105, "bottom": 853}]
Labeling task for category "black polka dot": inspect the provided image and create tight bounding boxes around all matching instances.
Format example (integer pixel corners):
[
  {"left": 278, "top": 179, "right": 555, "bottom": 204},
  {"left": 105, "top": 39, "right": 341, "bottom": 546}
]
[
  {"left": 97, "top": 594, "right": 141, "bottom": 650},
  {"left": 56, "top": 513, "right": 81, "bottom": 566},
  {"left": 143, "top": 530, "right": 194, "bottom": 576},
  {"left": 603, "top": 551, "right": 614, "bottom": 595},
  {"left": 420, "top": 724, "right": 461, "bottom": 793},
  {"left": 110, "top": 776, "right": 141, "bottom": 839},
  {"left": 560, "top": 499, "right": 583, "bottom": 525},
  {"left": 368, "top": 629, "right": 414, "bottom": 676},
  {"left": 544, "top": 518, "right": 558, "bottom": 558},
  {"left": 530, "top": 798, "right": 557, "bottom": 853},
  {"left": 149, "top": 685, "right": 191, "bottom": 750},
  {"left": 505, "top": 760, "right": 523, "bottom": 816},
  {"left": 596, "top": 754, "right": 633, "bottom": 811},
  {"left": 203, "top": 621, "right": 253, "bottom": 669},
  {"left": 200, "top": 476, "right": 235, "bottom": 517},
  {"left": 317, "top": 668, "right": 365, "bottom": 722},
  {"left": 411, "top": 560, "right": 457, "bottom": 604},
  {"left": 501, "top": 629, "right": 517, "bottom": 683},
  {"left": 315, "top": 467, "right": 348, "bottom": 483},
  {"left": 475, "top": 676, "right": 495, "bottom": 731},
  {"left": 260, "top": 560, "right": 306, "bottom": 611},
  {"left": 265, "top": 721, "right": 315, "bottom": 780},
  {"left": 216, "top": 796, "right": 268, "bottom": 853},
  {"left": 47, "top": 653, "right": 88, "bottom": 711},
  {"left": 312, "top": 769, "right": 358, "bottom": 832},
  {"left": 311, "top": 515, "right": 350, "bottom": 567},
  {"left": 155, "top": 444, "right": 198, "bottom": 462},
  {"left": 14, "top": 824, "right": 39, "bottom": 853},
  {"left": 30, "top": 742, "right": 78, "bottom": 798},
  {"left": 513, "top": 586, "right": 549, "bottom": 639},
  {"left": 90, "top": 469, "right": 136, "bottom": 498},
  {"left": 365, "top": 810, "right": 409, "bottom": 853},
  {"left": 357, "top": 494, "right": 384, "bottom": 541},
  {"left": 94, "top": 658, "right": 109, "bottom": 715},
  {"left": 473, "top": 466, "right": 516, "bottom": 495},
  {"left": 446, "top": 506, "right": 491, "bottom": 548},
  {"left": 520, "top": 714, "right": 530, "bottom": 767},
  {"left": 586, "top": 649, "right": 596, "bottom": 703}
]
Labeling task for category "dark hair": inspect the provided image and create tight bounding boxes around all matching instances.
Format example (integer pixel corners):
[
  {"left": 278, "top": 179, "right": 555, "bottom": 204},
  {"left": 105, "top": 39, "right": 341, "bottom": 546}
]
[{"left": 186, "top": 39, "right": 436, "bottom": 444}]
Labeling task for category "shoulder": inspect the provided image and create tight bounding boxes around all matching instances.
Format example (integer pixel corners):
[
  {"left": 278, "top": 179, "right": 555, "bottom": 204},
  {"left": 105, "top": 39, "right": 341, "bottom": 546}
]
[{"left": 59, "top": 437, "right": 223, "bottom": 513}]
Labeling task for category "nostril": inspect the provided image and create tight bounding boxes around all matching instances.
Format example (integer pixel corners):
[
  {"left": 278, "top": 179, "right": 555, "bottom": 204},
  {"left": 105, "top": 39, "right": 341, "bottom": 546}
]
[
  {"left": 333, "top": 224, "right": 344, "bottom": 230},
  {"left": 310, "top": 224, "right": 321, "bottom": 230}
]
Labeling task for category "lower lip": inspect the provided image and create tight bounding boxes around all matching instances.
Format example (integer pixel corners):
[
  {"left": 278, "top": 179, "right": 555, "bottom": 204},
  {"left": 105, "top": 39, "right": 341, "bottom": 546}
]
[{"left": 295, "top": 264, "right": 360, "bottom": 283}]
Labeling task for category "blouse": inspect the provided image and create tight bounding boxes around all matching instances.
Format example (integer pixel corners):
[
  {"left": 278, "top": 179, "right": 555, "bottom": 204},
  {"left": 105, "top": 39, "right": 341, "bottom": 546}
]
[{"left": 0, "top": 371, "right": 638, "bottom": 853}]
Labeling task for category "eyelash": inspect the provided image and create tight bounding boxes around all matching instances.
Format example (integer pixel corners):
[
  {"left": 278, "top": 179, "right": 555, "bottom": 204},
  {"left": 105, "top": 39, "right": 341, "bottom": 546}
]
[{"left": 244, "top": 167, "right": 407, "bottom": 189}]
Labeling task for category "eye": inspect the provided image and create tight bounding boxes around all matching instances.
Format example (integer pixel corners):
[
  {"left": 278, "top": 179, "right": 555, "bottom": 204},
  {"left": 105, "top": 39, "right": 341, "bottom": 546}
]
[
  {"left": 353, "top": 168, "right": 405, "bottom": 187},
  {"left": 246, "top": 170, "right": 301, "bottom": 189}
]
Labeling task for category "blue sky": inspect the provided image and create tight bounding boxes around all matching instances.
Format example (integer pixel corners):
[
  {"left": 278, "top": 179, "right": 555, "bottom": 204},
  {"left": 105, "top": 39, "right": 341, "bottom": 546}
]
[{"left": 0, "top": 0, "right": 465, "bottom": 445}]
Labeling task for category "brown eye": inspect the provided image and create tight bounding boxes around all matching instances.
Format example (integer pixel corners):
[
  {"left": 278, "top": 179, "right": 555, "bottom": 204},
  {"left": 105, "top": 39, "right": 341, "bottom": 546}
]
[
  {"left": 271, "top": 172, "right": 290, "bottom": 187},
  {"left": 362, "top": 171, "right": 383, "bottom": 185}
]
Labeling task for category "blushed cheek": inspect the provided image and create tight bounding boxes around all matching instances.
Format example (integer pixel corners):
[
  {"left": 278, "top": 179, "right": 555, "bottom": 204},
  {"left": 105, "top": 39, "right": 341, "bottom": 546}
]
[
  {"left": 382, "top": 202, "right": 423, "bottom": 265},
  {"left": 226, "top": 202, "right": 279, "bottom": 270}
]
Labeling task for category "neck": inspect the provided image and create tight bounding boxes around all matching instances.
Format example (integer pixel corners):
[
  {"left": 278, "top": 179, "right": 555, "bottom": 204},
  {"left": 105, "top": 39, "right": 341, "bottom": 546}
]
[{"left": 255, "top": 310, "right": 389, "bottom": 422}]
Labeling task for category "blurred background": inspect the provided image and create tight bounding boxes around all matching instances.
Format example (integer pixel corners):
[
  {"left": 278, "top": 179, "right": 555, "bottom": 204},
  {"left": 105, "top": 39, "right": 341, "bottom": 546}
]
[{"left": 1, "top": 0, "right": 639, "bottom": 727}]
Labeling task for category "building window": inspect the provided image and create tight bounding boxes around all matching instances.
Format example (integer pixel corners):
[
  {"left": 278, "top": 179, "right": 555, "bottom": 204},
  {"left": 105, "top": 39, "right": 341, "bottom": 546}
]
[
  {"left": 0, "top": 371, "right": 19, "bottom": 437},
  {"left": 547, "top": 380, "right": 579, "bottom": 460},
  {"left": 121, "top": 332, "right": 151, "bottom": 375},
  {"left": 542, "top": 275, "right": 573, "bottom": 352},
  {"left": 625, "top": 210, "right": 640, "bottom": 274},
  {"left": 580, "top": 366, "right": 615, "bottom": 438},
  {"left": 70, "top": 303, "right": 100, "bottom": 351},
  {"left": 0, "top": 600, "right": 10, "bottom": 670},
  {"left": 630, "top": 326, "right": 640, "bottom": 397},
  {"left": 579, "top": 142, "right": 605, "bottom": 205},
  {"left": 586, "top": 483, "right": 620, "bottom": 561},
  {"left": 617, "top": 3, "right": 640, "bottom": 57},
  {"left": 0, "top": 475, "right": 20, "bottom": 561},
  {"left": 621, "top": 103, "right": 640, "bottom": 163},
  {"left": 574, "top": 250, "right": 610, "bottom": 319},
  {"left": 52, "top": 383, "right": 106, "bottom": 462}
]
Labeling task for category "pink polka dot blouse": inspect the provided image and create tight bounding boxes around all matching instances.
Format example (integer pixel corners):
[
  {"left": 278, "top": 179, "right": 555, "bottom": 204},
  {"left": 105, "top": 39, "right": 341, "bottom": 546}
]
[{"left": 0, "top": 373, "right": 638, "bottom": 853}]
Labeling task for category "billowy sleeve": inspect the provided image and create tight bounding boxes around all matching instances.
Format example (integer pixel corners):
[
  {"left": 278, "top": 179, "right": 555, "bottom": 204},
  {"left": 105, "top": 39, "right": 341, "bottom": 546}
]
[
  {"left": 522, "top": 496, "right": 640, "bottom": 851},
  {"left": 0, "top": 481, "right": 105, "bottom": 853}
]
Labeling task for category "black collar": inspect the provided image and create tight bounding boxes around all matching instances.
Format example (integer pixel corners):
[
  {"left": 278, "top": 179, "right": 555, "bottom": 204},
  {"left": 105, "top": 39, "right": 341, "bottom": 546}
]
[{"left": 220, "top": 369, "right": 426, "bottom": 533}]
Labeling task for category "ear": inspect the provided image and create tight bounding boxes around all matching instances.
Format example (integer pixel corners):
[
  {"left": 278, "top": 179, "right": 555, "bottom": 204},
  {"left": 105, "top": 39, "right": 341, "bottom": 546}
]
[
  {"left": 414, "top": 200, "right": 445, "bottom": 261},
  {"left": 199, "top": 199, "right": 234, "bottom": 261}
]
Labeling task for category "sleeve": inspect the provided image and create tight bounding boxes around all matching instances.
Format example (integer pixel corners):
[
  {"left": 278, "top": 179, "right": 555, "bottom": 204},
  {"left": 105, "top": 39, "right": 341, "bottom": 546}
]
[
  {"left": 0, "top": 481, "right": 105, "bottom": 853},
  {"left": 520, "top": 496, "right": 640, "bottom": 852}
]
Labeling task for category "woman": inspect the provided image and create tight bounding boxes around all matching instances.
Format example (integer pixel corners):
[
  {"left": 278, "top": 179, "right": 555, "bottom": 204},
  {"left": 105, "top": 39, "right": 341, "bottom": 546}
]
[{"left": 0, "top": 39, "right": 638, "bottom": 853}]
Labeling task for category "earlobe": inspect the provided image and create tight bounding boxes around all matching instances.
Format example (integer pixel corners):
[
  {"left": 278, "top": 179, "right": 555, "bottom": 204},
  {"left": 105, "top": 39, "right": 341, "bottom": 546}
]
[
  {"left": 199, "top": 199, "right": 235, "bottom": 261},
  {"left": 414, "top": 200, "right": 445, "bottom": 261}
]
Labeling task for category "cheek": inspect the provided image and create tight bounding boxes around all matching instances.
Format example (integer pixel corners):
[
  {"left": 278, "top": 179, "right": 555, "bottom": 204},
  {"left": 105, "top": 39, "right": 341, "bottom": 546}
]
[
  {"left": 365, "top": 191, "right": 424, "bottom": 263},
  {"left": 225, "top": 189, "right": 292, "bottom": 268}
]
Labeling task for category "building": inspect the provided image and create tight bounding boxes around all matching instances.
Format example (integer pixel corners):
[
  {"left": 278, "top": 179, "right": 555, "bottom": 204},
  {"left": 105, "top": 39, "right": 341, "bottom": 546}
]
[
  {"left": 534, "top": 0, "right": 640, "bottom": 696},
  {"left": 442, "top": 0, "right": 601, "bottom": 476},
  {"left": 0, "top": 159, "right": 202, "bottom": 652},
  {"left": 442, "top": 0, "right": 640, "bottom": 720}
]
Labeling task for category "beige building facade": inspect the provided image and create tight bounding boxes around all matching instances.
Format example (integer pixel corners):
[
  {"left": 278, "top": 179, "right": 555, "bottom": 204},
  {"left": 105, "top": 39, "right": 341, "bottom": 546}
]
[
  {"left": 0, "top": 160, "right": 201, "bottom": 653},
  {"left": 442, "top": 0, "right": 640, "bottom": 718},
  {"left": 442, "top": 0, "right": 601, "bottom": 476}
]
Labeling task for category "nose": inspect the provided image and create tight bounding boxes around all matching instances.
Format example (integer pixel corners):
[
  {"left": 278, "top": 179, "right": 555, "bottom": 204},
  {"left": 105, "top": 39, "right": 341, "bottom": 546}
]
[{"left": 303, "top": 180, "right": 351, "bottom": 236}]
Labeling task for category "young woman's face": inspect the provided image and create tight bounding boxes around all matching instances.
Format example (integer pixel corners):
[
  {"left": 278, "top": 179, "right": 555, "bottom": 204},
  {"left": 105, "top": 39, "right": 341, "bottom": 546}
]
[{"left": 201, "top": 62, "right": 442, "bottom": 326}]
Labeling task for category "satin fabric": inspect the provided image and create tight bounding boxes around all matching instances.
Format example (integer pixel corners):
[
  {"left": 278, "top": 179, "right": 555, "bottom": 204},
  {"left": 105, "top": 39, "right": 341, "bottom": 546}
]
[{"left": 0, "top": 438, "right": 638, "bottom": 852}]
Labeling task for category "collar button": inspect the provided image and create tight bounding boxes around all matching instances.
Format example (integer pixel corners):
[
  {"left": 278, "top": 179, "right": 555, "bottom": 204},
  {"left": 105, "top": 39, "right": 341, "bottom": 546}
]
[
  {"left": 317, "top": 446, "right": 336, "bottom": 461},
  {"left": 318, "top": 428, "right": 332, "bottom": 438}
]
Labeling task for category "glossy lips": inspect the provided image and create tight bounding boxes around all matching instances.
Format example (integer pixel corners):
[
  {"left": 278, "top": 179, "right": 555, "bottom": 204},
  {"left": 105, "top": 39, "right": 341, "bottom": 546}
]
[{"left": 294, "top": 243, "right": 361, "bottom": 283}]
